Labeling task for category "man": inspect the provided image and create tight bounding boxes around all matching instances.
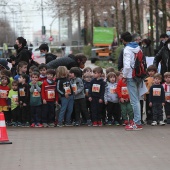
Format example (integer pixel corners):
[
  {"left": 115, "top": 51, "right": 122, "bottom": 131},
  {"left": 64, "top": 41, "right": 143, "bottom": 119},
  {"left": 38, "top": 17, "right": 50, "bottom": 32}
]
[
  {"left": 46, "top": 53, "right": 87, "bottom": 71},
  {"left": 39, "top": 44, "right": 57, "bottom": 64},
  {"left": 121, "top": 32, "right": 143, "bottom": 130},
  {"left": 158, "top": 33, "right": 169, "bottom": 50}
]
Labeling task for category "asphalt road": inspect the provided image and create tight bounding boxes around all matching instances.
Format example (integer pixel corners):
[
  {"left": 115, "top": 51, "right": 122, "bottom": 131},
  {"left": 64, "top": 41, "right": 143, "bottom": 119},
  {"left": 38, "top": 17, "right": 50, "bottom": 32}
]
[{"left": 1, "top": 125, "right": 170, "bottom": 170}]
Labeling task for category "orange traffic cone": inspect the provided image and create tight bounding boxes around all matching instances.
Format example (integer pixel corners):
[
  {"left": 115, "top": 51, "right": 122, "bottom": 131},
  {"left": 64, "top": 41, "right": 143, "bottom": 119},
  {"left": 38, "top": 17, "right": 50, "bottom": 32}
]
[{"left": 0, "top": 112, "right": 12, "bottom": 144}]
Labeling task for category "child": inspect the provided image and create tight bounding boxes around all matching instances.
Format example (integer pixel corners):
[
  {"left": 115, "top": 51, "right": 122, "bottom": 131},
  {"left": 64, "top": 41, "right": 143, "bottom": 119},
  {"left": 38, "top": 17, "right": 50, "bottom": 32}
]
[
  {"left": 29, "top": 65, "right": 37, "bottom": 77},
  {"left": 0, "top": 70, "right": 14, "bottom": 89},
  {"left": 83, "top": 72, "right": 93, "bottom": 120},
  {"left": 69, "top": 67, "right": 92, "bottom": 126},
  {"left": 149, "top": 73, "right": 165, "bottom": 126},
  {"left": 144, "top": 65, "right": 157, "bottom": 124},
  {"left": 116, "top": 76, "right": 133, "bottom": 126},
  {"left": 0, "top": 76, "right": 10, "bottom": 125},
  {"left": 18, "top": 74, "right": 30, "bottom": 127},
  {"left": 115, "top": 71, "right": 123, "bottom": 82},
  {"left": 14, "top": 61, "right": 28, "bottom": 81},
  {"left": 105, "top": 72, "right": 120, "bottom": 125},
  {"left": 162, "top": 72, "right": 170, "bottom": 124},
  {"left": 41, "top": 69, "right": 58, "bottom": 127},
  {"left": 106, "top": 67, "right": 115, "bottom": 75},
  {"left": 89, "top": 67, "right": 105, "bottom": 126},
  {"left": 56, "top": 66, "right": 74, "bottom": 127},
  {"left": 8, "top": 81, "right": 21, "bottom": 126},
  {"left": 38, "top": 63, "right": 47, "bottom": 82},
  {"left": 82, "top": 67, "right": 92, "bottom": 75},
  {"left": 30, "top": 72, "right": 43, "bottom": 127}
]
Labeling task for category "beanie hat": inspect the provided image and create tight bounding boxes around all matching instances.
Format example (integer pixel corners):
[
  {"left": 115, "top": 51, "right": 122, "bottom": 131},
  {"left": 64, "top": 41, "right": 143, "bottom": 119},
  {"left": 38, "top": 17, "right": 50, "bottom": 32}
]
[
  {"left": 0, "top": 59, "right": 10, "bottom": 70},
  {"left": 121, "top": 32, "right": 132, "bottom": 42}
]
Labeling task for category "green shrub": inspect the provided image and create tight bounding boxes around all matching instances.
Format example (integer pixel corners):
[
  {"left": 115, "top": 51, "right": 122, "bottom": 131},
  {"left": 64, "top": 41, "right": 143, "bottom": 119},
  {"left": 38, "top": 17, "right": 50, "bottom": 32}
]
[
  {"left": 113, "top": 45, "right": 124, "bottom": 64},
  {"left": 83, "top": 45, "right": 92, "bottom": 59}
]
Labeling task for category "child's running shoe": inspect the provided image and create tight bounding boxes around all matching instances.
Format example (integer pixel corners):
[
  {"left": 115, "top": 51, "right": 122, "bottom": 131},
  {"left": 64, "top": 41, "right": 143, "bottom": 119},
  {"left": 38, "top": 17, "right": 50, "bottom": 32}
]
[
  {"left": 17, "top": 122, "right": 22, "bottom": 127},
  {"left": 106, "top": 121, "right": 112, "bottom": 126},
  {"left": 122, "top": 120, "right": 129, "bottom": 126},
  {"left": 48, "top": 123, "right": 55, "bottom": 127},
  {"left": 98, "top": 121, "right": 102, "bottom": 126},
  {"left": 87, "top": 120, "right": 92, "bottom": 126},
  {"left": 151, "top": 121, "right": 157, "bottom": 126},
  {"left": 43, "top": 123, "right": 49, "bottom": 128},
  {"left": 114, "top": 121, "right": 120, "bottom": 126},
  {"left": 93, "top": 121, "right": 98, "bottom": 127},
  {"left": 35, "top": 123, "right": 43, "bottom": 127},
  {"left": 65, "top": 123, "right": 73, "bottom": 126},
  {"left": 30, "top": 123, "right": 35, "bottom": 127},
  {"left": 12, "top": 122, "right": 17, "bottom": 127},
  {"left": 159, "top": 121, "right": 165, "bottom": 126},
  {"left": 57, "top": 123, "right": 63, "bottom": 127},
  {"left": 25, "top": 122, "right": 30, "bottom": 127}
]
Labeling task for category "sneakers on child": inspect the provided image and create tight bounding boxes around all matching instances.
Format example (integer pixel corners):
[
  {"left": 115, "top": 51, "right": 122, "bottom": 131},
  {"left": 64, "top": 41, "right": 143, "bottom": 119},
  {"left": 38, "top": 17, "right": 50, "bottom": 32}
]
[
  {"left": 98, "top": 121, "right": 102, "bottom": 126},
  {"left": 122, "top": 120, "right": 129, "bottom": 126},
  {"left": 106, "top": 121, "right": 112, "bottom": 126},
  {"left": 35, "top": 123, "right": 43, "bottom": 127},
  {"left": 31, "top": 123, "right": 35, "bottom": 127},
  {"left": 125, "top": 123, "right": 143, "bottom": 130},
  {"left": 87, "top": 120, "right": 92, "bottom": 126},
  {"left": 25, "top": 122, "right": 30, "bottom": 127},
  {"left": 65, "top": 123, "right": 73, "bottom": 126},
  {"left": 43, "top": 123, "right": 49, "bottom": 128},
  {"left": 57, "top": 123, "right": 63, "bottom": 127},
  {"left": 159, "top": 121, "right": 165, "bottom": 126},
  {"left": 114, "top": 121, "right": 120, "bottom": 126},
  {"left": 151, "top": 121, "right": 157, "bottom": 126},
  {"left": 12, "top": 122, "right": 17, "bottom": 127},
  {"left": 48, "top": 123, "right": 55, "bottom": 127},
  {"left": 17, "top": 122, "right": 22, "bottom": 127},
  {"left": 75, "top": 122, "right": 80, "bottom": 126},
  {"left": 93, "top": 121, "right": 98, "bottom": 127}
]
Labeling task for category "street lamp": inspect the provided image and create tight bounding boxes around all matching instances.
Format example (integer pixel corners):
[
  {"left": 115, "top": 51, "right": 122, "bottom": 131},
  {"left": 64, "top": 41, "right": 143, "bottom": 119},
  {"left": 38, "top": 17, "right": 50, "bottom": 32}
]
[
  {"left": 120, "top": 0, "right": 127, "bottom": 32},
  {"left": 159, "top": 11, "right": 163, "bottom": 35},
  {"left": 146, "top": 13, "right": 150, "bottom": 38}
]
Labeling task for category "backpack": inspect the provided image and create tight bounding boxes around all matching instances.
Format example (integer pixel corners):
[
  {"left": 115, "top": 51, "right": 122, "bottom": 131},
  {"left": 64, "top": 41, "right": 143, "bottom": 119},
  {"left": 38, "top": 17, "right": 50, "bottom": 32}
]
[{"left": 132, "top": 50, "right": 147, "bottom": 83}]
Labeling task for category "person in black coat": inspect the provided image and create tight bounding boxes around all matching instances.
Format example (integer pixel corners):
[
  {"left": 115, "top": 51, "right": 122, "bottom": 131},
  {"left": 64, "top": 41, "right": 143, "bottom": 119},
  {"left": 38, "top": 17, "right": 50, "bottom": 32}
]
[{"left": 153, "top": 38, "right": 170, "bottom": 80}]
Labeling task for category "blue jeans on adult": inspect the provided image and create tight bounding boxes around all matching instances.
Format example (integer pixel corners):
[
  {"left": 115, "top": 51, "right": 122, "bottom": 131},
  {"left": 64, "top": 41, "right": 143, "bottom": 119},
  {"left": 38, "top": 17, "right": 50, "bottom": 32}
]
[
  {"left": 58, "top": 95, "right": 74, "bottom": 124},
  {"left": 126, "top": 78, "right": 141, "bottom": 125}
]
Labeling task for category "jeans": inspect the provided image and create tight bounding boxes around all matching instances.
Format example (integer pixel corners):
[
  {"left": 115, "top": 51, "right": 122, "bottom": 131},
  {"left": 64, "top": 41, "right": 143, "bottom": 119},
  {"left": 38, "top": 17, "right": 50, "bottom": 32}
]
[
  {"left": 126, "top": 78, "right": 141, "bottom": 125},
  {"left": 58, "top": 95, "right": 74, "bottom": 124}
]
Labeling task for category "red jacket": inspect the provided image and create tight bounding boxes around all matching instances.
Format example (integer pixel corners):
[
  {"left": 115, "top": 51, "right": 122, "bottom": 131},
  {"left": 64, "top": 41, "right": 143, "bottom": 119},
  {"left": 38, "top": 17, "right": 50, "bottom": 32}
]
[
  {"left": 0, "top": 85, "right": 10, "bottom": 106},
  {"left": 116, "top": 79, "right": 130, "bottom": 100},
  {"left": 39, "top": 76, "right": 47, "bottom": 82},
  {"left": 41, "top": 80, "right": 58, "bottom": 102}
]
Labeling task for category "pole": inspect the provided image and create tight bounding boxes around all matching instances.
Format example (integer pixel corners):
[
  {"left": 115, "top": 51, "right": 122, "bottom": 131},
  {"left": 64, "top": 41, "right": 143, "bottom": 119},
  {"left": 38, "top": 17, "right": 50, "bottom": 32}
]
[
  {"left": 147, "top": 20, "right": 150, "bottom": 38},
  {"left": 155, "top": 0, "right": 159, "bottom": 50}
]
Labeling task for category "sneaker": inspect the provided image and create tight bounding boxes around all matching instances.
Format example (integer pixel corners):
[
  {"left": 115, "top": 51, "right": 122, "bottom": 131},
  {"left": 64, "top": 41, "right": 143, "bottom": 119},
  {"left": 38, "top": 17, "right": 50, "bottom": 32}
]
[
  {"left": 114, "top": 121, "right": 120, "bottom": 126},
  {"left": 151, "top": 121, "right": 157, "bottom": 126},
  {"left": 48, "top": 123, "right": 55, "bottom": 127},
  {"left": 17, "top": 122, "right": 22, "bottom": 127},
  {"left": 35, "top": 123, "right": 43, "bottom": 127},
  {"left": 106, "top": 121, "right": 112, "bottom": 126},
  {"left": 122, "top": 120, "right": 129, "bottom": 126},
  {"left": 98, "top": 121, "right": 102, "bottom": 126},
  {"left": 125, "top": 123, "right": 143, "bottom": 130},
  {"left": 93, "top": 121, "right": 98, "bottom": 127},
  {"left": 43, "top": 123, "right": 49, "bottom": 128},
  {"left": 57, "top": 123, "right": 63, "bottom": 127},
  {"left": 159, "top": 121, "right": 165, "bottom": 126},
  {"left": 75, "top": 122, "right": 80, "bottom": 126},
  {"left": 87, "top": 120, "right": 92, "bottom": 126},
  {"left": 30, "top": 123, "right": 35, "bottom": 127},
  {"left": 25, "top": 122, "right": 30, "bottom": 127},
  {"left": 65, "top": 123, "right": 73, "bottom": 126},
  {"left": 129, "top": 120, "right": 134, "bottom": 125},
  {"left": 12, "top": 122, "right": 17, "bottom": 127}
]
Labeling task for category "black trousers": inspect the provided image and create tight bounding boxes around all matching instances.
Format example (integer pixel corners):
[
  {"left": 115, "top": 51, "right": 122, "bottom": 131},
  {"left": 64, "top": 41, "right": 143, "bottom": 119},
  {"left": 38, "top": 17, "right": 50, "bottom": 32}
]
[
  {"left": 4, "top": 111, "right": 11, "bottom": 122},
  {"left": 146, "top": 94, "right": 153, "bottom": 121},
  {"left": 12, "top": 106, "right": 21, "bottom": 122},
  {"left": 106, "top": 102, "right": 120, "bottom": 122},
  {"left": 91, "top": 98, "right": 103, "bottom": 122},
  {"left": 21, "top": 105, "right": 30, "bottom": 123},
  {"left": 152, "top": 103, "right": 163, "bottom": 121},
  {"left": 74, "top": 98, "right": 90, "bottom": 122},
  {"left": 30, "top": 105, "right": 42, "bottom": 124},
  {"left": 165, "top": 102, "right": 170, "bottom": 118},
  {"left": 42, "top": 102, "right": 55, "bottom": 123}
]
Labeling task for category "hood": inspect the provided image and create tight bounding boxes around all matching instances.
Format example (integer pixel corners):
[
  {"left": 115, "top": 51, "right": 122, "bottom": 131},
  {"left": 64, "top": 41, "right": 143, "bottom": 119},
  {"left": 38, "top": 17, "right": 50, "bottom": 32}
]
[{"left": 125, "top": 42, "right": 141, "bottom": 53}]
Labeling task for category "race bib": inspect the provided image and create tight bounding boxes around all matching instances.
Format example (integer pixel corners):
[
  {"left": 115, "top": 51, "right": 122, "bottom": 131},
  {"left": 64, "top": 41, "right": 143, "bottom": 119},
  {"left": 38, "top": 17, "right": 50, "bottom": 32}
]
[
  {"left": 0, "top": 90, "right": 8, "bottom": 98},
  {"left": 121, "top": 87, "right": 128, "bottom": 95},
  {"left": 92, "top": 84, "right": 100, "bottom": 93},
  {"left": 12, "top": 95, "right": 18, "bottom": 102},
  {"left": 47, "top": 90, "right": 55, "bottom": 99},
  {"left": 33, "top": 89, "right": 40, "bottom": 97},
  {"left": 71, "top": 84, "right": 77, "bottom": 92},
  {"left": 153, "top": 88, "right": 161, "bottom": 96},
  {"left": 110, "top": 87, "right": 116, "bottom": 94},
  {"left": 64, "top": 86, "right": 71, "bottom": 94},
  {"left": 165, "top": 92, "right": 170, "bottom": 101},
  {"left": 19, "top": 88, "right": 25, "bottom": 96}
]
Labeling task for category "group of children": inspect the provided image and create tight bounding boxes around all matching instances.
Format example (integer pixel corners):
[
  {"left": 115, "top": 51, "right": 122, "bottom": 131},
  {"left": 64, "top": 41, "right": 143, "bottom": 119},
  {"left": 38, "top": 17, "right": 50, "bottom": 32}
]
[{"left": 0, "top": 59, "right": 169, "bottom": 128}]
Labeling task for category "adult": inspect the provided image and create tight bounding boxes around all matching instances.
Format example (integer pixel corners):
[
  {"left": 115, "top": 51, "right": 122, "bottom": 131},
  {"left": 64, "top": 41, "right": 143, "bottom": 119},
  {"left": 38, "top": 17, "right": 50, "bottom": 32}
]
[
  {"left": 141, "top": 39, "right": 153, "bottom": 57},
  {"left": 61, "top": 43, "right": 66, "bottom": 56},
  {"left": 46, "top": 53, "right": 87, "bottom": 71},
  {"left": 39, "top": 43, "right": 57, "bottom": 64},
  {"left": 158, "top": 33, "right": 169, "bottom": 51},
  {"left": 121, "top": 32, "right": 143, "bottom": 130},
  {"left": 153, "top": 38, "right": 170, "bottom": 79}
]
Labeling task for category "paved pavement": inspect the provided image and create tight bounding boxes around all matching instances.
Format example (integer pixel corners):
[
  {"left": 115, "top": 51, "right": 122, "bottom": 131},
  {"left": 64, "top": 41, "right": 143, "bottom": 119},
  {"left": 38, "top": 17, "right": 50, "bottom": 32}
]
[{"left": 1, "top": 125, "right": 170, "bottom": 170}]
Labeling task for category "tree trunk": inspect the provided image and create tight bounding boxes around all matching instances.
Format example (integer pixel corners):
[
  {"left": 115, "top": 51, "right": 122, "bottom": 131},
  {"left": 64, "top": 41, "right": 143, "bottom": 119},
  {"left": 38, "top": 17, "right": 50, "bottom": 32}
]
[
  {"left": 162, "top": 0, "right": 167, "bottom": 33},
  {"left": 115, "top": 0, "right": 119, "bottom": 45},
  {"left": 84, "top": 4, "right": 88, "bottom": 45},
  {"left": 150, "top": 0, "right": 154, "bottom": 54},
  {"left": 135, "top": 0, "right": 140, "bottom": 34},
  {"left": 129, "top": 0, "right": 134, "bottom": 33}
]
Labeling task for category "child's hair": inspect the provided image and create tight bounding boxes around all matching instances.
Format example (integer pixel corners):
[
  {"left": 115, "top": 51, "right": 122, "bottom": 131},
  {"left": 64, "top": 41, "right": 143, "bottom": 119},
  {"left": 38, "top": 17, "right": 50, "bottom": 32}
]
[
  {"left": 83, "top": 67, "right": 92, "bottom": 74},
  {"left": 12, "top": 80, "right": 18, "bottom": 86},
  {"left": 1, "top": 75, "right": 10, "bottom": 84},
  {"left": 106, "top": 72, "right": 117, "bottom": 82},
  {"left": 38, "top": 63, "right": 47, "bottom": 70},
  {"left": 106, "top": 67, "right": 115, "bottom": 75},
  {"left": 83, "top": 72, "right": 93, "bottom": 79},
  {"left": 17, "top": 61, "right": 28, "bottom": 73},
  {"left": 33, "top": 68, "right": 40, "bottom": 73},
  {"left": 29, "top": 65, "right": 37, "bottom": 72},
  {"left": 69, "top": 67, "right": 82, "bottom": 77},
  {"left": 147, "top": 65, "right": 157, "bottom": 73},
  {"left": 115, "top": 71, "right": 122, "bottom": 77},
  {"left": 0, "top": 70, "right": 11, "bottom": 77},
  {"left": 31, "top": 71, "right": 40, "bottom": 77},
  {"left": 153, "top": 73, "right": 162, "bottom": 80},
  {"left": 164, "top": 72, "right": 170, "bottom": 78},
  {"left": 93, "top": 67, "right": 103, "bottom": 74},
  {"left": 46, "top": 69, "right": 56, "bottom": 77},
  {"left": 20, "top": 73, "right": 29, "bottom": 83},
  {"left": 56, "top": 66, "right": 68, "bottom": 78}
]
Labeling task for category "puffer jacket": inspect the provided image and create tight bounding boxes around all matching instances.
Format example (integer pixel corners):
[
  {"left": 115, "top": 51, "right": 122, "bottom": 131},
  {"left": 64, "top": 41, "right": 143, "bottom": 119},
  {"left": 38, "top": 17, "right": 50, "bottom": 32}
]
[{"left": 153, "top": 45, "right": 170, "bottom": 77}]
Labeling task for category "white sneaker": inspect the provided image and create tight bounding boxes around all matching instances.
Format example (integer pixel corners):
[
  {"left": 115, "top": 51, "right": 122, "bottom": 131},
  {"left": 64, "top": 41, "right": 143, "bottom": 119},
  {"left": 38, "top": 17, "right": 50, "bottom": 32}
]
[
  {"left": 159, "top": 121, "right": 165, "bottom": 126},
  {"left": 151, "top": 121, "right": 157, "bottom": 126}
]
